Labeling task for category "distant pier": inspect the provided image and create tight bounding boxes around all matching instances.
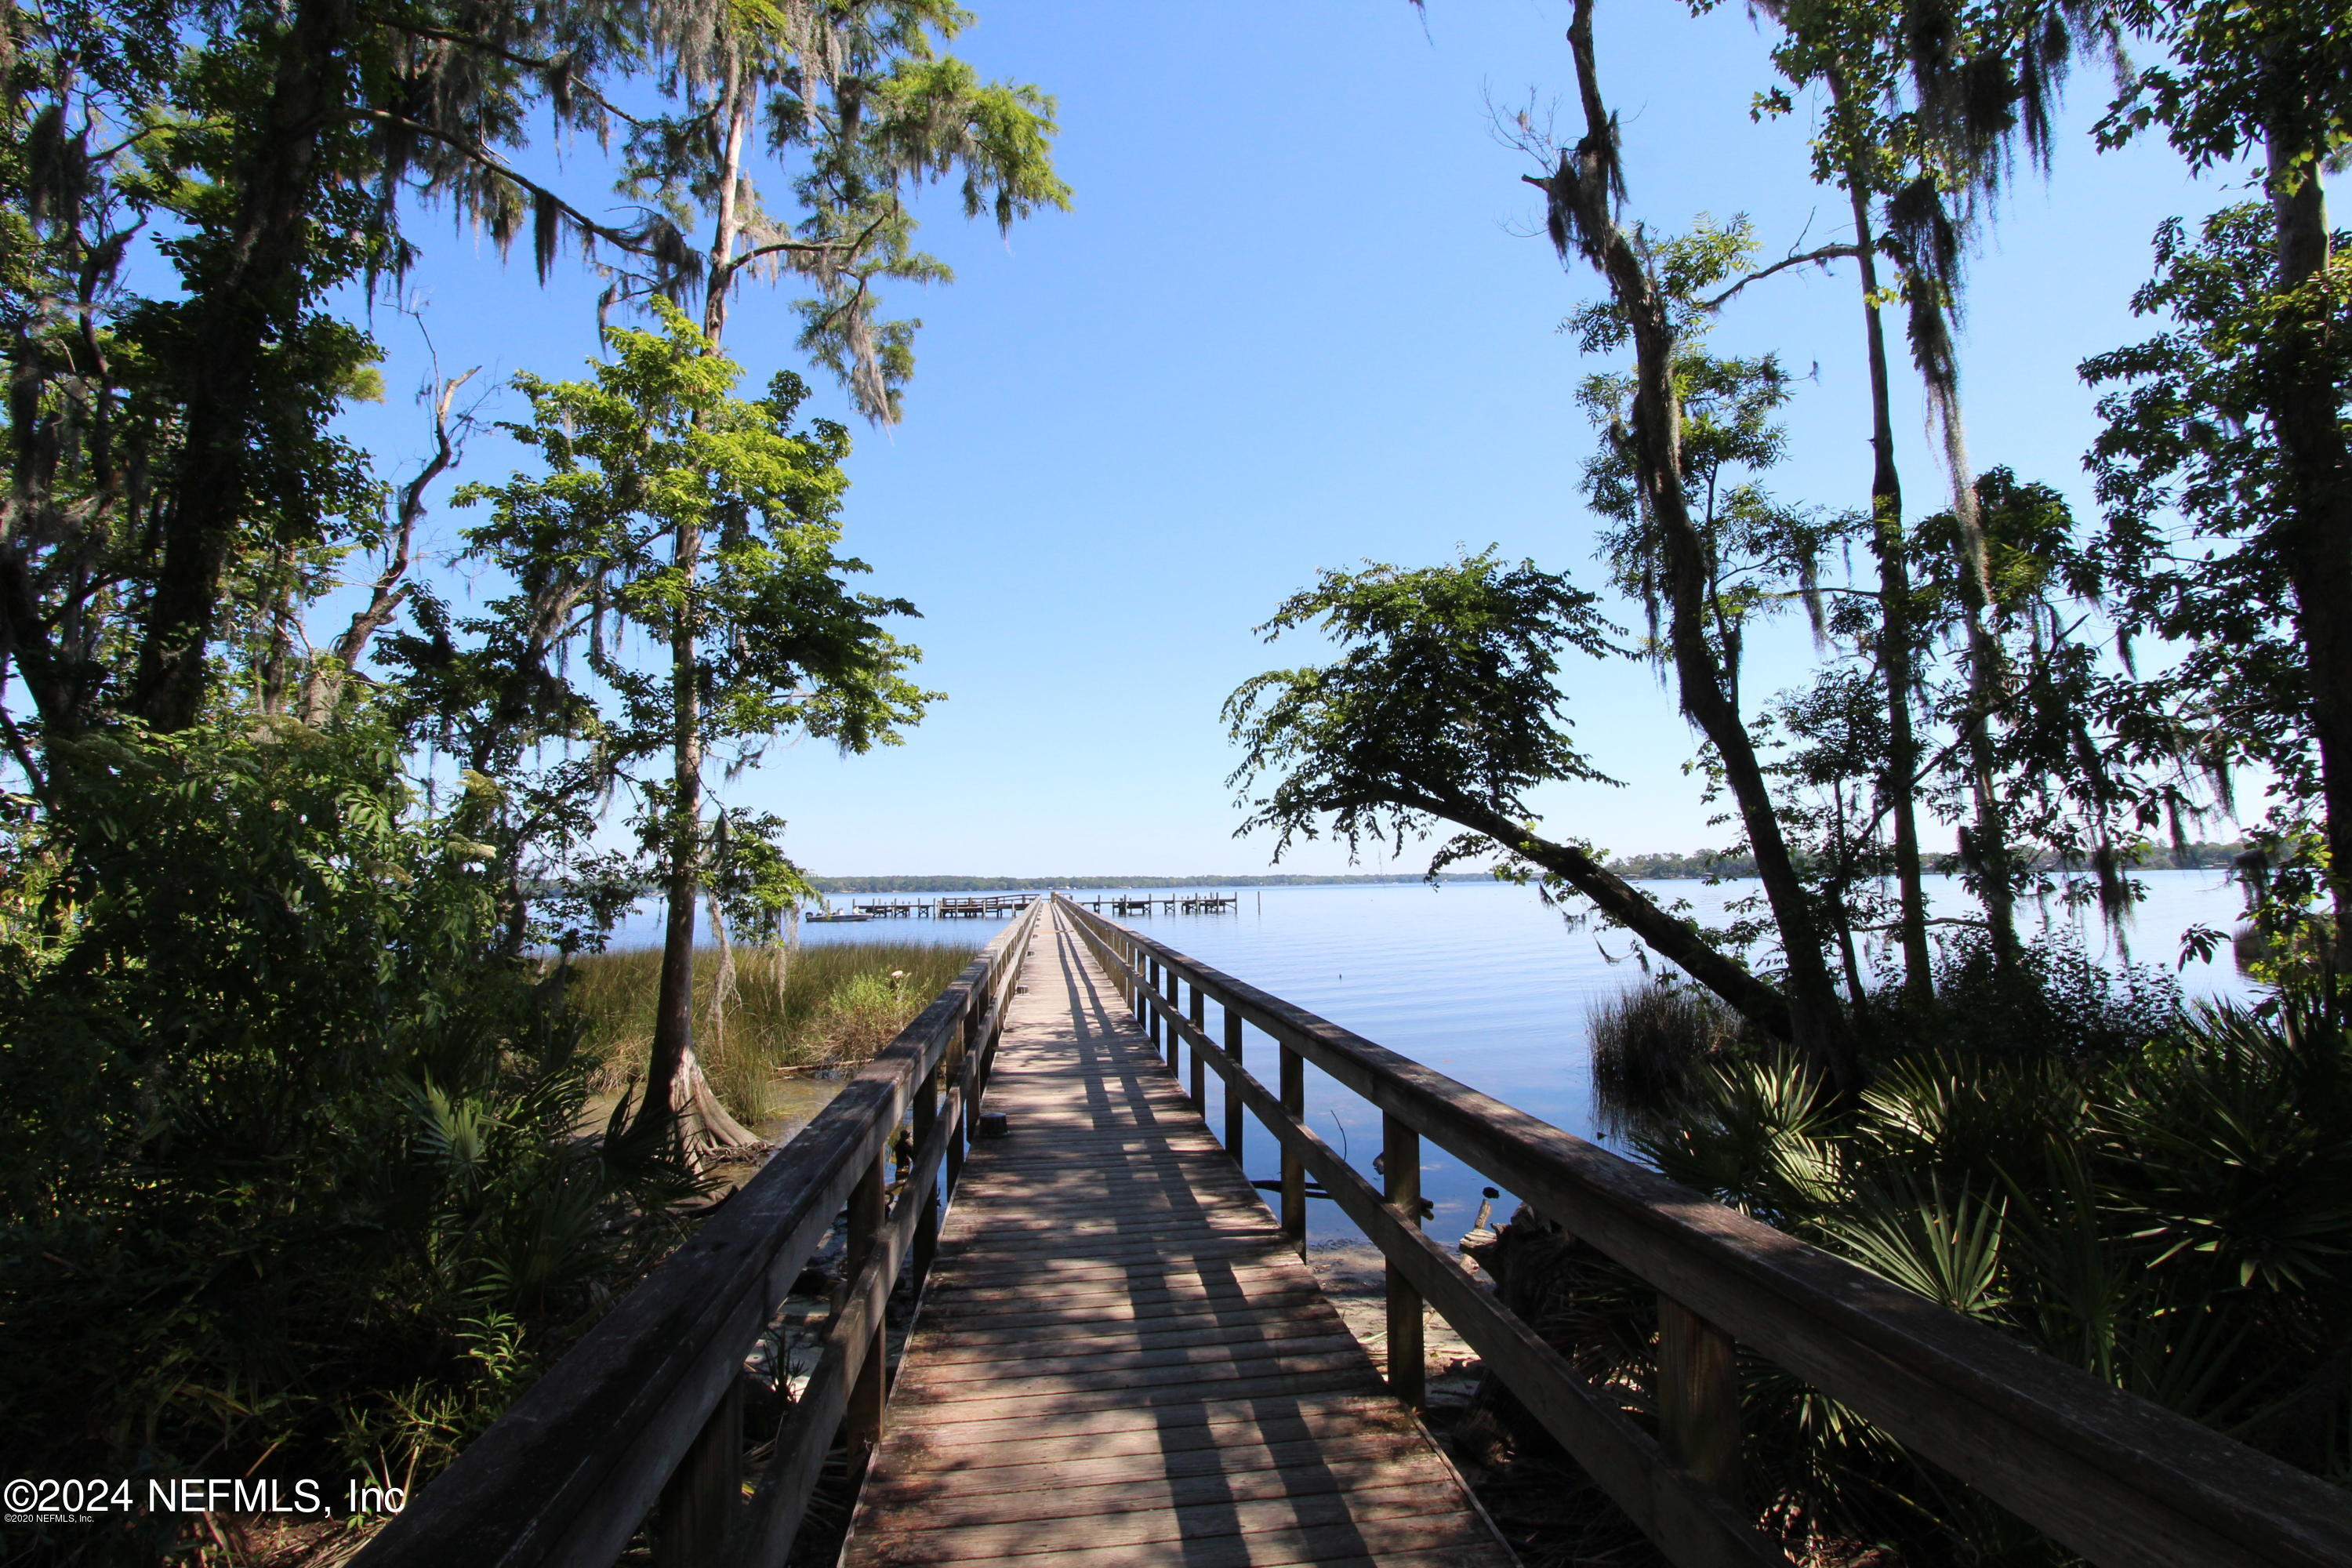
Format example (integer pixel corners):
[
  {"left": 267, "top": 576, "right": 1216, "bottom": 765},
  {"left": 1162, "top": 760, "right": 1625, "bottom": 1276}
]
[{"left": 844, "top": 891, "right": 1242, "bottom": 919}]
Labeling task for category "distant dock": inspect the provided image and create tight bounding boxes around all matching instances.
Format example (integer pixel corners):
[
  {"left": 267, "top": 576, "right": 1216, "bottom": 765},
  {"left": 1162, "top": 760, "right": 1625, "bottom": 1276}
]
[
  {"left": 842, "top": 891, "right": 1243, "bottom": 919},
  {"left": 1072, "top": 891, "right": 1240, "bottom": 916}
]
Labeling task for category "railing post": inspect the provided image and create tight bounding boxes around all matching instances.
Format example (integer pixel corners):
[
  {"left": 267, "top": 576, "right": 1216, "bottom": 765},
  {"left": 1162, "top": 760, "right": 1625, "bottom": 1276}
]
[
  {"left": 1146, "top": 956, "right": 1162, "bottom": 1051},
  {"left": 844, "top": 1147, "right": 888, "bottom": 1468},
  {"left": 1657, "top": 1294, "right": 1741, "bottom": 1506},
  {"left": 944, "top": 1025, "right": 967, "bottom": 1196},
  {"left": 1188, "top": 984, "right": 1206, "bottom": 1109},
  {"left": 1223, "top": 1004, "right": 1245, "bottom": 1165},
  {"left": 1164, "top": 970, "right": 1181, "bottom": 1070},
  {"left": 1382, "top": 1113, "right": 1425, "bottom": 1410},
  {"left": 913, "top": 1058, "right": 942, "bottom": 1287},
  {"left": 655, "top": 1375, "right": 742, "bottom": 1567},
  {"left": 1279, "top": 1044, "right": 1305, "bottom": 1256}
]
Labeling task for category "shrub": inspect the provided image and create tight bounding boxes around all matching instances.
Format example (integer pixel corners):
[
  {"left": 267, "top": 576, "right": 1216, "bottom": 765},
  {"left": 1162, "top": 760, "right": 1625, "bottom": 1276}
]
[
  {"left": 0, "top": 720, "right": 694, "bottom": 1559},
  {"left": 1541, "top": 934, "right": 2352, "bottom": 1560}
]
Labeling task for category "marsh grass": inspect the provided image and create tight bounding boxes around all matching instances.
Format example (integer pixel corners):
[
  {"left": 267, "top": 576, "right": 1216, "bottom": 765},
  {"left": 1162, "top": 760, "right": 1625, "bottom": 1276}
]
[
  {"left": 564, "top": 940, "right": 975, "bottom": 1124},
  {"left": 1588, "top": 978, "right": 1744, "bottom": 1130}
]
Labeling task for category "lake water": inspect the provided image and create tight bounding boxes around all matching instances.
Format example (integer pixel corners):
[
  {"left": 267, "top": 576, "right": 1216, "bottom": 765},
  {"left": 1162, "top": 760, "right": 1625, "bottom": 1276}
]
[{"left": 618, "top": 869, "right": 2255, "bottom": 1245}]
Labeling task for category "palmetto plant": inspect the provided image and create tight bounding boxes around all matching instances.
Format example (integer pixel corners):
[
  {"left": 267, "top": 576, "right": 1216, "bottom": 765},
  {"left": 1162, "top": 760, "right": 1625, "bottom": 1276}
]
[{"left": 1549, "top": 961, "right": 2352, "bottom": 1560}]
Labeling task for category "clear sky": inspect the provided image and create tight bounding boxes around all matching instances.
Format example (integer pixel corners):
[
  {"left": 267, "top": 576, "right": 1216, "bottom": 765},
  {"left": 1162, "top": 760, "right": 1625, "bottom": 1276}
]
[{"left": 332, "top": 0, "right": 2252, "bottom": 879}]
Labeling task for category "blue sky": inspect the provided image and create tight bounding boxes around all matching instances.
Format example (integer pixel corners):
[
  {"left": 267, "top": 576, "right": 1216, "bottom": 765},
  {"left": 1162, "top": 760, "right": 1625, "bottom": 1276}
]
[{"left": 331, "top": 0, "right": 2251, "bottom": 878}]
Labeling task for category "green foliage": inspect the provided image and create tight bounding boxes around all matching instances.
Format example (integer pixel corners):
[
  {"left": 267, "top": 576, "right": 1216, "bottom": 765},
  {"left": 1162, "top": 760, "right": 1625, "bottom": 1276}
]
[
  {"left": 0, "top": 717, "right": 696, "bottom": 1516},
  {"left": 2098, "top": 0, "right": 2352, "bottom": 183},
  {"left": 1223, "top": 550, "right": 1622, "bottom": 862},
  {"left": 1565, "top": 950, "right": 2352, "bottom": 1557},
  {"left": 2085, "top": 202, "right": 2352, "bottom": 955}
]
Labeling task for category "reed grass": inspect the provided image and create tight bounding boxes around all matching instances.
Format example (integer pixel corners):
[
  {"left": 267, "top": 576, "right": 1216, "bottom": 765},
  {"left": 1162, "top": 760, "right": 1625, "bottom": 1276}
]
[
  {"left": 564, "top": 940, "right": 976, "bottom": 1125},
  {"left": 1587, "top": 978, "right": 1742, "bottom": 1128}
]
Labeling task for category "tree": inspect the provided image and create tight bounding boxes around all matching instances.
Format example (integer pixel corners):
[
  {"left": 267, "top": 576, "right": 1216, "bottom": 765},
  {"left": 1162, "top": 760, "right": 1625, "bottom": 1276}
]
[
  {"left": 1521, "top": 0, "right": 1859, "bottom": 1091},
  {"left": 2093, "top": 0, "right": 2352, "bottom": 974},
  {"left": 1748, "top": 0, "right": 1950, "bottom": 1003},
  {"left": 452, "top": 303, "right": 933, "bottom": 1149},
  {"left": 622, "top": 0, "right": 1073, "bottom": 412},
  {"left": 1225, "top": 550, "right": 1801, "bottom": 1041},
  {"left": 2085, "top": 204, "right": 2350, "bottom": 971},
  {"left": 612, "top": 4, "right": 1065, "bottom": 1143}
]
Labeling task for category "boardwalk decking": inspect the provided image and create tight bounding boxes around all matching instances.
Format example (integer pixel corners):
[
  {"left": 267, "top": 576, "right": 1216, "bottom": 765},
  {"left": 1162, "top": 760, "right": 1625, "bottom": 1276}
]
[{"left": 842, "top": 909, "right": 1515, "bottom": 1568}]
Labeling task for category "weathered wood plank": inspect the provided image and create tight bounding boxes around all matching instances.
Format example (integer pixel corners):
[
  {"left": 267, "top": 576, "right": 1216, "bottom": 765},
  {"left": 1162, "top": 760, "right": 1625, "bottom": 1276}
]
[
  {"left": 862, "top": 1430, "right": 1438, "bottom": 1494},
  {"left": 909, "top": 1324, "right": 1363, "bottom": 1377},
  {"left": 892, "top": 1341, "right": 1376, "bottom": 1402},
  {"left": 874, "top": 1392, "right": 1423, "bottom": 1452},
  {"left": 859, "top": 1456, "right": 1477, "bottom": 1528},
  {"left": 857, "top": 1539, "right": 1503, "bottom": 1568},
  {"left": 915, "top": 1274, "right": 1319, "bottom": 1316},
  {"left": 855, "top": 1478, "right": 1476, "bottom": 1544},
  {"left": 916, "top": 1312, "right": 1356, "bottom": 1365},
  {"left": 882, "top": 1367, "right": 1386, "bottom": 1423},
  {"left": 850, "top": 1490, "right": 1493, "bottom": 1566},
  {"left": 927, "top": 1224, "right": 1290, "bottom": 1258}
]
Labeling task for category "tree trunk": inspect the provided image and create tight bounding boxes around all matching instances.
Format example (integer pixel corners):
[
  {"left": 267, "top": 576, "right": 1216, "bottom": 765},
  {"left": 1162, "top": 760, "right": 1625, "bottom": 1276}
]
[
  {"left": 1535, "top": 0, "right": 1856, "bottom": 1092},
  {"left": 1415, "top": 787, "right": 1795, "bottom": 1040},
  {"left": 636, "top": 513, "right": 706, "bottom": 1145},
  {"left": 129, "top": 0, "right": 354, "bottom": 731},
  {"left": 703, "top": 77, "right": 752, "bottom": 345},
  {"left": 635, "top": 71, "right": 760, "bottom": 1149},
  {"left": 1842, "top": 169, "right": 1934, "bottom": 1007},
  {"left": 2263, "top": 139, "right": 2352, "bottom": 975}
]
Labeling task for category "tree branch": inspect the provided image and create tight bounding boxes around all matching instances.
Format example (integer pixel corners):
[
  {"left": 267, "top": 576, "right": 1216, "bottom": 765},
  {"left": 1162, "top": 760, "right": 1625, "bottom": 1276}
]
[
  {"left": 1391, "top": 781, "right": 1796, "bottom": 1040},
  {"left": 1701, "top": 242, "right": 1866, "bottom": 310}
]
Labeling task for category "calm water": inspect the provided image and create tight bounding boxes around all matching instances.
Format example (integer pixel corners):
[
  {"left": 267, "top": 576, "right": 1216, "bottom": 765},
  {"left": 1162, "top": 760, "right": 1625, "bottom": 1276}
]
[
  {"left": 1091, "top": 873, "right": 2252, "bottom": 1242},
  {"left": 625, "top": 870, "right": 2252, "bottom": 1245}
]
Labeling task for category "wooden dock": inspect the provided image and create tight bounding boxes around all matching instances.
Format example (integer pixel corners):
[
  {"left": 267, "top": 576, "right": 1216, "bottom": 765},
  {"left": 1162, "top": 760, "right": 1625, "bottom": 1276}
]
[
  {"left": 363, "top": 892, "right": 2352, "bottom": 1568},
  {"left": 1074, "top": 892, "right": 1241, "bottom": 916},
  {"left": 847, "top": 895, "right": 1036, "bottom": 918},
  {"left": 842, "top": 909, "right": 1511, "bottom": 1567}
]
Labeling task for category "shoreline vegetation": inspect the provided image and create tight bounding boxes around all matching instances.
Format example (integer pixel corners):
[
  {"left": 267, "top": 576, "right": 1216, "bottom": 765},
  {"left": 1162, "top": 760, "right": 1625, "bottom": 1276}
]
[
  {"left": 568, "top": 942, "right": 975, "bottom": 1133},
  {"left": 802, "top": 841, "right": 2249, "bottom": 894}
]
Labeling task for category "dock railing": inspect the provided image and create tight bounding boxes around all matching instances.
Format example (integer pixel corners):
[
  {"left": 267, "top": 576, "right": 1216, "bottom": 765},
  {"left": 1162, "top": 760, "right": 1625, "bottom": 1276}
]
[
  {"left": 1056, "top": 893, "right": 2352, "bottom": 1568},
  {"left": 354, "top": 897, "right": 1044, "bottom": 1568}
]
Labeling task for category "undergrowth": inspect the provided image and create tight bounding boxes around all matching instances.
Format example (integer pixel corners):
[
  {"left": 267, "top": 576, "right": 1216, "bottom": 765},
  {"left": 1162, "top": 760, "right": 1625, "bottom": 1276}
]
[{"left": 1483, "top": 930, "right": 2352, "bottom": 1566}]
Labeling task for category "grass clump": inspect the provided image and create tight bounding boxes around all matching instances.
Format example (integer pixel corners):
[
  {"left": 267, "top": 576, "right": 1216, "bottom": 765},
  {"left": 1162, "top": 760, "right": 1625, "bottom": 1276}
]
[
  {"left": 566, "top": 940, "right": 975, "bottom": 1127},
  {"left": 1588, "top": 978, "right": 1744, "bottom": 1128}
]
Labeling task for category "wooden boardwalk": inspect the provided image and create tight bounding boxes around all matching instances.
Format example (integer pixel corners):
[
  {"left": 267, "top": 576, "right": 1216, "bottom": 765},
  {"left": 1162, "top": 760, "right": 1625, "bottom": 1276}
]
[{"left": 842, "top": 908, "right": 1514, "bottom": 1568}]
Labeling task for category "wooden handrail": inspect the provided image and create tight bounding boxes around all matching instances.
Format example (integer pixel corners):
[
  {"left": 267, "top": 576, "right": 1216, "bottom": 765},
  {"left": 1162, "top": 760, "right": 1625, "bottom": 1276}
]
[
  {"left": 356, "top": 899, "right": 1045, "bottom": 1568},
  {"left": 1054, "top": 895, "right": 2352, "bottom": 1568}
]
